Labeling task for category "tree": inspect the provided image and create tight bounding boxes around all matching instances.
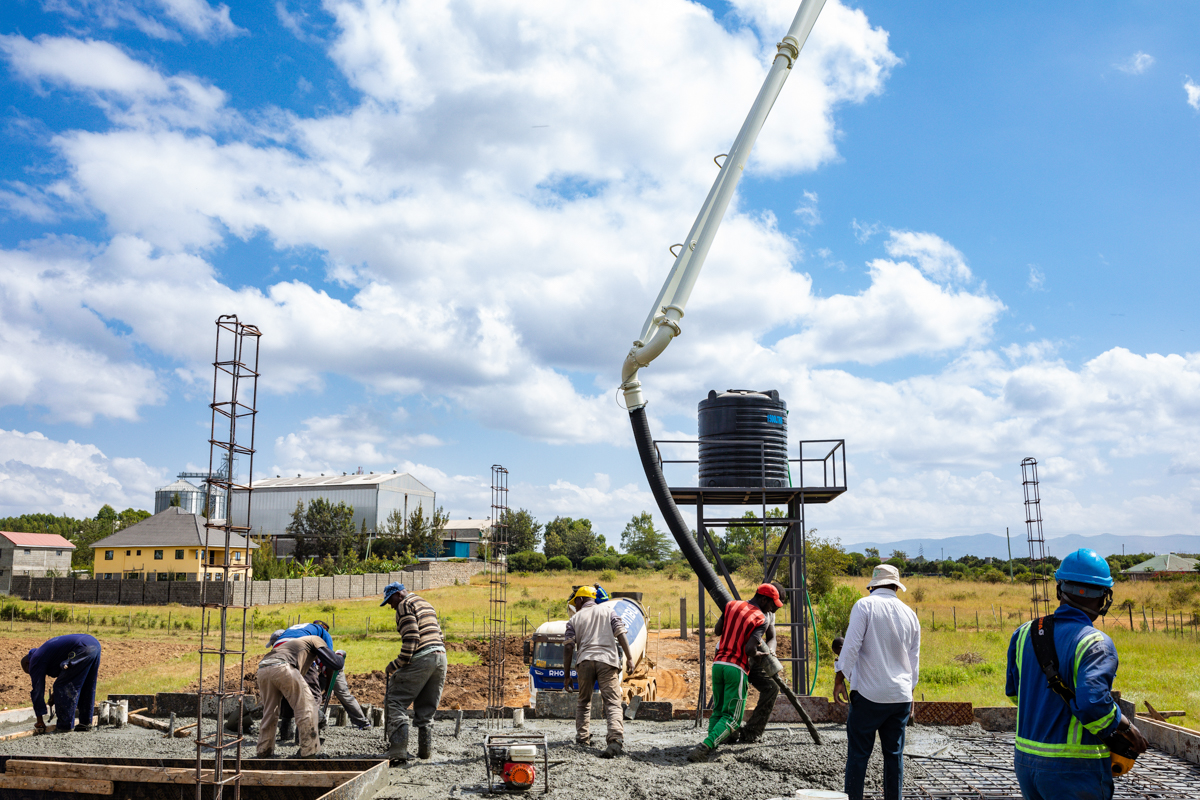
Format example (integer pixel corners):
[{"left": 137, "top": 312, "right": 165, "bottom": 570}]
[
  {"left": 289, "top": 498, "right": 357, "bottom": 562},
  {"left": 806, "top": 534, "right": 850, "bottom": 599},
  {"left": 620, "top": 512, "right": 670, "bottom": 563},
  {"left": 723, "top": 508, "right": 785, "bottom": 556},
  {"left": 542, "top": 517, "right": 604, "bottom": 567},
  {"left": 169, "top": 493, "right": 181, "bottom": 508},
  {"left": 378, "top": 504, "right": 449, "bottom": 559},
  {"left": 864, "top": 547, "right": 880, "bottom": 559},
  {"left": 252, "top": 533, "right": 290, "bottom": 579},
  {"left": 501, "top": 509, "right": 542, "bottom": 554},
  {"left": 889, "top": 550, "right": 908, "bottom": 562}
]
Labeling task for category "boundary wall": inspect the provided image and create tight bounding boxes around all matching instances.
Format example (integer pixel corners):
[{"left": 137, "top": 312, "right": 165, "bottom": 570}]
[{"left": 5, "top": 562, "right": 486, "bottom": 607}]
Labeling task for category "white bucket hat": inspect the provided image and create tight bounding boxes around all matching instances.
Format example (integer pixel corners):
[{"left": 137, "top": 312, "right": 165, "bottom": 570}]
[{"left": 867, "top": 563, "right": 906, "bottom": 592}]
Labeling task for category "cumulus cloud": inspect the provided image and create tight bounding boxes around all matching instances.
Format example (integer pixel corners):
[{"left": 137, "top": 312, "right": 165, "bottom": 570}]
[
  {"left": 0, "top": 429, "right": 165, "bottom": 516},
  {"left": 1186, "top": 78, "right": 1200, "bottom": 111},
  {"left": 1115, "top": 51, "right": 1155, "bottom": 75},
  {"left": 1027, "top": 264, "right": 1045, "bottom": 291},
  {"left": 0, "top": 35, "right": 227, "bottom": 128},
  {"left": 885, "top": 230, "right": 972, "bottom": 282},
  {"left": 41, "top": 0, "right": 242, "bottom": 41}
]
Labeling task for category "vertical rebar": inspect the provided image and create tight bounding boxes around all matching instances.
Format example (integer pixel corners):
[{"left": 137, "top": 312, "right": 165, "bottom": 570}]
[
  {"left": 1021, "top": 457, "right": 1051, "bottom": 619},
  {"left": 195, "top": 316, "right": 260, "bottom": 800},
  {"left": 485, "top": 465, "right": 509, "bottom": 728}
]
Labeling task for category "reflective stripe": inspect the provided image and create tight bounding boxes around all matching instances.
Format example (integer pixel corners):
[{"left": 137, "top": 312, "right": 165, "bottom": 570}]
[
  {"left": 1014, "top": 622, "right": 1031, "bottom": 734},
  {"left": 1086, "top": 704, "right": 1118, "bottom": 736},
  {"left": 1072, "top": 633, "right": 1104, "bottom": 686},
  {"left": 1016, "top": 735, "right": 1109, "bottom": 759}
]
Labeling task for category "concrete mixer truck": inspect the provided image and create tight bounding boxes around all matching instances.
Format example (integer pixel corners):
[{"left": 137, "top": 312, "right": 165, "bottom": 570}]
[{"left": 522, "top": 592, "right": 657, "bottom": 706}]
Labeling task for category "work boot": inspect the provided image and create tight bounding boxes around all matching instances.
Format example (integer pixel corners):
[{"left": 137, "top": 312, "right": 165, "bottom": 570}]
[
  {"left": 278, "top": 719, "right": 294, "bottom": 742},
  {"left": 600, "top": 739, "right": 624, "bottom": 759},
  {"left": 738, "top": 726, "right": 763, "bottom": 744},
  {"left": 73, "top": 724, "right": 92, "bottom": 733},
  {"left": 417, "top": 726, "right": 432, "bottom": 760},
  {"left": 387, "top": 724, "right": 410, "bottom": 766},
  {"left": 686, "top": 743, "right": 711, "bottom": 763}
]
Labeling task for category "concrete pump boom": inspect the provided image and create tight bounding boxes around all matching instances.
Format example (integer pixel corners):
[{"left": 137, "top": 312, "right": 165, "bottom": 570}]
[
  {"left": 622, "top": 0, "right": 827, "bottom": 614},
  {"left": 620, "top": 0, "right": 827, "bottom": 411}
]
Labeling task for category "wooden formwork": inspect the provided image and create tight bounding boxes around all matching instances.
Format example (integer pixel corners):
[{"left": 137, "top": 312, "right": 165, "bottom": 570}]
[{"left": 0, "top": 757, "right": 388, "bottom": 800}]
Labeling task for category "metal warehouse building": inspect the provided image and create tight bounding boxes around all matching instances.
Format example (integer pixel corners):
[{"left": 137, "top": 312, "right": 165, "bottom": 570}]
[{"left": 228, "top": 472, "right": 435, "bottom": 556}]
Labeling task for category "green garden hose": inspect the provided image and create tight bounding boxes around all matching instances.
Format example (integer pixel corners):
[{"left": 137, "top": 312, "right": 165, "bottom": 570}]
[{"left": 804, "top": 572, "right": 818, "bottom": 695}]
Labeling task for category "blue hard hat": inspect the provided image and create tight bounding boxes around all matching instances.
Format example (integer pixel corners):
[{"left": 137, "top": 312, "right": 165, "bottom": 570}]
[
  {"left": 380, "top": 582, "right": 406, "bottom": 606},
  {"left": 1055, "top": 548, "right": 1113, "bottom": 589}
]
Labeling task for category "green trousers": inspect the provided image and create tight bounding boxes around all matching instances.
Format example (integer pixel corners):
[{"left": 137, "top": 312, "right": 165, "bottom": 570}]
[{"left": 703, "top": 662, "right": 749, "bottom": 750}]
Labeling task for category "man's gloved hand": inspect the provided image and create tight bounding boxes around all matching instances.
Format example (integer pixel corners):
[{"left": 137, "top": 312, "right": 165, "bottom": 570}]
[
  {"left": 335, "top": 650, "right": 346, "bottom": 659},
  {"left": 1116, "top": 718, "right": 1149, "bottom": 755},
  {"left": 385, "top": 663, "right": 396, "bottom": 678}
]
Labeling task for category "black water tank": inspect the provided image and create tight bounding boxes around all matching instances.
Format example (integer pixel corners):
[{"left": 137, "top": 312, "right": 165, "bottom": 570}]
[{"left": 697, "top": 389, "right": 789, "bottom": 488}]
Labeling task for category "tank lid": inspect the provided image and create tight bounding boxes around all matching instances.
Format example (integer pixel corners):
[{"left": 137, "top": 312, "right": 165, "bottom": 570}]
[{"left": 706, "top": 389, "right": 780, "bottom": 401}]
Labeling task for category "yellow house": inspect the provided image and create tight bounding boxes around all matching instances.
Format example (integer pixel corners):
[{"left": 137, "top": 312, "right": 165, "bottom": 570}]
[{"left": 90, "top": 507, "right": 256, "bottom": 582}]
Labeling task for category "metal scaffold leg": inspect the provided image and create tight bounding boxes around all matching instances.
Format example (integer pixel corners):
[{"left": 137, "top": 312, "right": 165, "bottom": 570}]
[
  {"left": 485, "top": 465, "right": 509, "bottom": 729},
  {"left": 196, "top": 315, "right": 261, "bottom": 800}
]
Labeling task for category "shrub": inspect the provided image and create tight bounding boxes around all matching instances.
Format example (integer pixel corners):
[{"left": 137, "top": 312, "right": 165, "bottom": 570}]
[
  {"left": 817, "top": 584, "right": 860, "bottom": 641},
  {"left": 580, "top": 555, "right": 608, "bottom": 571},
  {"left": 721, "top": 553, "right": 747, "bottom": 573},
  {"left": 980, "top": 568, "right": 1006, "bottom": 584},
  {"left": 921, "top": 665, "right": 969, "bottom": 686},
  {"left": 508, "top": 551, "right": 547, "bottom": 573},
  {"left": 546, "top": 555, "right": 573, "bottom": 571},
  {"left": 618, "top": 554, "right": 642, "bottom": 571},
  {"left": 599, "top": 569, "right": 616, "bottom": 582},
  {"left": 913, "top": 586, "right": 926, "bottom": 603}
]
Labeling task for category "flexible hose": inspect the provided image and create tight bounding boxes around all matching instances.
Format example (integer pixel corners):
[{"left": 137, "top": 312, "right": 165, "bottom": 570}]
[
  {"left": 630, "top": 407, "right": 732, "bottom": 611},
  {"left": 805, "top": 574, "right": 818, "bottom": 695}
]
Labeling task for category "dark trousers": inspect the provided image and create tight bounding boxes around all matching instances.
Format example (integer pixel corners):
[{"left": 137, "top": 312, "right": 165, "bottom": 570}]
[
  {"left": 1014, "top": 751, "right": 1113, "bottom": 800},
  {"left": 741, "top": 659, "right": 779, "bottom": 738},
  {"left": 845, "top": 690, "right": 910, "bottom": 800},
  {"left": 280, "top": 662, "right": 324, "bottom": 724},
  {"left": 51, "top": 644, "right": 100, "bottom": 731}
]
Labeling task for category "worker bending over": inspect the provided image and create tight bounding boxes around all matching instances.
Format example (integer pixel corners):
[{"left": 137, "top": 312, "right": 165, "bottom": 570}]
[
  {"left": 737, "top": 581, "right": 785, "bottom": 743},
  {"left": 834, "top": 564, "right": 921, "bottom": 800},
  {"left": 561, "top": 585, "right": 637, "bottom": 758},
  {"left": 274, "top": 620, "right": 370, "bottom": 733},
  {"left": 22, "top": 634, "right": 101, "bottom": 734},
  {"left": 256, "top": 634, "right": 344, "bottom": 758},
  {"left": 688, "top": 584, "right": 781, "bottom": 763},
  {"left": 381, "top": 582, "right": 446, "bottom": 765},
  {"left": 1006, "top": 549, "right": 1147, "bottom": 800}
]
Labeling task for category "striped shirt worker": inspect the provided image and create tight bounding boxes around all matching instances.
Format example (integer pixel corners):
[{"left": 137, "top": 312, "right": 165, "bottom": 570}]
[{"left": 389, "top": 592, "right": 445, "bottom": 671}]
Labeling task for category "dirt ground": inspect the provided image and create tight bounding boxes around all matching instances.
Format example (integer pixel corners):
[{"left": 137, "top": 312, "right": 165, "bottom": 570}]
[{"left": 0, "top": 637, "right": 194, "bottom": 711}]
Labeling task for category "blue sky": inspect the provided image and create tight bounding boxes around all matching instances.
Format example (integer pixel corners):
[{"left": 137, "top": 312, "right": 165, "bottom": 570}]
[{"left": 1, "top": 0, "right": 1197, "bottom": 549}]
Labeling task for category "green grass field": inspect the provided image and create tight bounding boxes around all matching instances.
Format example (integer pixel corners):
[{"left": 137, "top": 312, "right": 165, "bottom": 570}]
[{"left": 3, "top": 571, "right": 1197, "bottom": 728}]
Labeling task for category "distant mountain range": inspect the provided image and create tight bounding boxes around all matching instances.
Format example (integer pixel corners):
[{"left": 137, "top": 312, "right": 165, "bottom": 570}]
[{"left": 840, "top": 532, "right": 1200, "bottom": 561}]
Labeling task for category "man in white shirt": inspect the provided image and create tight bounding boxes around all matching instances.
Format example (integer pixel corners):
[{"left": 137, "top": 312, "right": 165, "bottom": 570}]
[{"left": 833, "top": 564, "right": 921, "bottom": 800}]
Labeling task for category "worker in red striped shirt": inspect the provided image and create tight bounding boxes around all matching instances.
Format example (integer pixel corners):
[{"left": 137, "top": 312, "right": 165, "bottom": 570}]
[{"left": 687, "top": 584, "right": 783, "bottom": 763}]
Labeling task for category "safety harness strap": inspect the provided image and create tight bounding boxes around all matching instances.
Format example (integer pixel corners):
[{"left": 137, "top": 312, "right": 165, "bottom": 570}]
[{"left": 1030, "top": 615, "right": 1076, "bottom": 703}]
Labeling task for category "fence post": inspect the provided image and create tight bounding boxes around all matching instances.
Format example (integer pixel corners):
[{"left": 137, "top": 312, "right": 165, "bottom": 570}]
[
  {"left": 953, "top": 607, "right": 957, "bottom": 631},
  {"left": 679, "top": 598, "right": 687, "bottom": 640}
]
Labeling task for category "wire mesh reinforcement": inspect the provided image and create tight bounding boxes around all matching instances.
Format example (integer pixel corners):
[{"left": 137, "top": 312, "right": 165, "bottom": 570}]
[
  {"left": 867, "top": 733, "right": 1200, "bottom": 799},
  {"left": 196, "top": 316, "right": 261, "bottom": 800},
  {"left": 485, "top": 465, "right": 509, "bottom": 728},
  {"left": 1021, "top": 457, "right": 1051, "bottom": 621}
]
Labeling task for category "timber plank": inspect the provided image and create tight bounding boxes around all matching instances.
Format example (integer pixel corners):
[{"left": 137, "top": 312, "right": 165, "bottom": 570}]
[
  {"left": 6, "top": 761, "right": 355, "bottom": 788},
  {"left": 0, "top": 775, "right": 113, "bottom": 795}
]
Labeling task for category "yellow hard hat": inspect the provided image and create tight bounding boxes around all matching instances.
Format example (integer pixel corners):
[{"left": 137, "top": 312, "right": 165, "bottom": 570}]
[{"left": 570, "top": 585, "right": 597, "bottom": 602}]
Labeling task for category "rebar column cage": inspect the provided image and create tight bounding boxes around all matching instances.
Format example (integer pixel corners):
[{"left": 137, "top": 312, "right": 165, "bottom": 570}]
[
  {"left": 656, "top": 438, "right": 846, "bottom": 700},
  {"left": 196, "top": 316, "right": 261, "bottom": 800},
  {"left": 485, "top": 465, "right": 510, "bottom": 728},
  {"left": 1021, "top": 457, "right": 1051, "bottom": 620}
]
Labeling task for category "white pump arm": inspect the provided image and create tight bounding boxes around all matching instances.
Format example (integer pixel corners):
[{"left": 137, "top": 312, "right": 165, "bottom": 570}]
[{"left": 620, "top": 0, "right": 827, "bottom": 410}]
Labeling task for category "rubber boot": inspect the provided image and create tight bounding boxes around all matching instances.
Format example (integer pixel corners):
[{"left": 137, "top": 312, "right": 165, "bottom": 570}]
[
  {"left": 278, "top": 718, "right": 294, "bottom": 742},
  {"left": 387, "top": 724, "right": 410, "bottom": 766},
  {"left": 417, "top": 726, "right": 432, "bottom": 760},
  {"left": 600, "top": 739, "right": 623, "bottom": 759},
  {"left": 686, "top": 743, "right": 711, "bottom": 763}
]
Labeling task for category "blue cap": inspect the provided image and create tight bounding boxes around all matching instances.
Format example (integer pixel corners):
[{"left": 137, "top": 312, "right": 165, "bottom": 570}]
[
  {"left": 381, "top": 582, "right": 406, "bottom": 606},
  {"left": 269, "top": 629, "right": 284, "bottom": 647},
  {"left": 1055, "top": 548, "right": 1114, "bottom": 589}
]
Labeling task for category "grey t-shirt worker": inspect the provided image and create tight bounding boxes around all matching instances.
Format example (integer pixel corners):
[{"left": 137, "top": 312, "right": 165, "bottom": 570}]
[
  {"left": 256, "top": 634, "right": 344, "bottom": 758},
  {"left": 561, "top": 588, "right": 636, "bottom": 758}
]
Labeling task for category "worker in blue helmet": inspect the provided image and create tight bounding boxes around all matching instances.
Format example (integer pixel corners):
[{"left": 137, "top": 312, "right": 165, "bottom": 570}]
[{"left": 1005, "top": 548, "right": 1148, "bottom": 800}]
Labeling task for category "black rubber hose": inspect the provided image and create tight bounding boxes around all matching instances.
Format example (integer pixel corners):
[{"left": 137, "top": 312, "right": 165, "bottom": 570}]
[{"left": 630, "top": 406, "right": 732, "bottom": 611}]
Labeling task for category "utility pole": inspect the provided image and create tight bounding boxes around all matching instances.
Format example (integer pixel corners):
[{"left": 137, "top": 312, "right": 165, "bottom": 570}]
[{"left": 1006, "top": 527, "right": 1014, "bottom": 583}]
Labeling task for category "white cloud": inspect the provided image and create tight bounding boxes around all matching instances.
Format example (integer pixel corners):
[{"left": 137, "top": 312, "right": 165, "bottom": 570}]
[
  {"left": 1186, "top": 77, "right": 1200, "bottom": 111},
  {"left": 851, "top": 218, "right": 882, "bottom": 242},
  {"left": 1027, "top": 264, "right": 1045, "bottom": 291},
  {"left": 885, "top": 230, "right": 972, "bottom": 282},
  {"left": 40, "top": 0, "right": 242, "bottom": 41},
  {"left": 0, "top": 429, "right": 165, "bottom": 517},
  {"left": 0, "top": 35, "right": 227, "bottom": 128},
  {"left": 794, "top": 190, "right": 821, "bottom": 226},
  {"left": 1115, "top": 51, "right": 1155, "bottom": 75}
]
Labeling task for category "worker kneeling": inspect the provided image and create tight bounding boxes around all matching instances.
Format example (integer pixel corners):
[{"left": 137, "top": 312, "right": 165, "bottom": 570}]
[
  {"left": 256, "top": 634, "right": 345, "bottom": 758},
  {"left": 688, "top": 584, "right": 782, "bottom": 763},
  {"left": 1006, "top": 549, "right": 1148, "bottom": 800},
  {"left": 22, "top": 634, "right": 102, "bottom": 734},
  {"left": 561, "top": 585, "right": 637, "bottom": 758}
]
